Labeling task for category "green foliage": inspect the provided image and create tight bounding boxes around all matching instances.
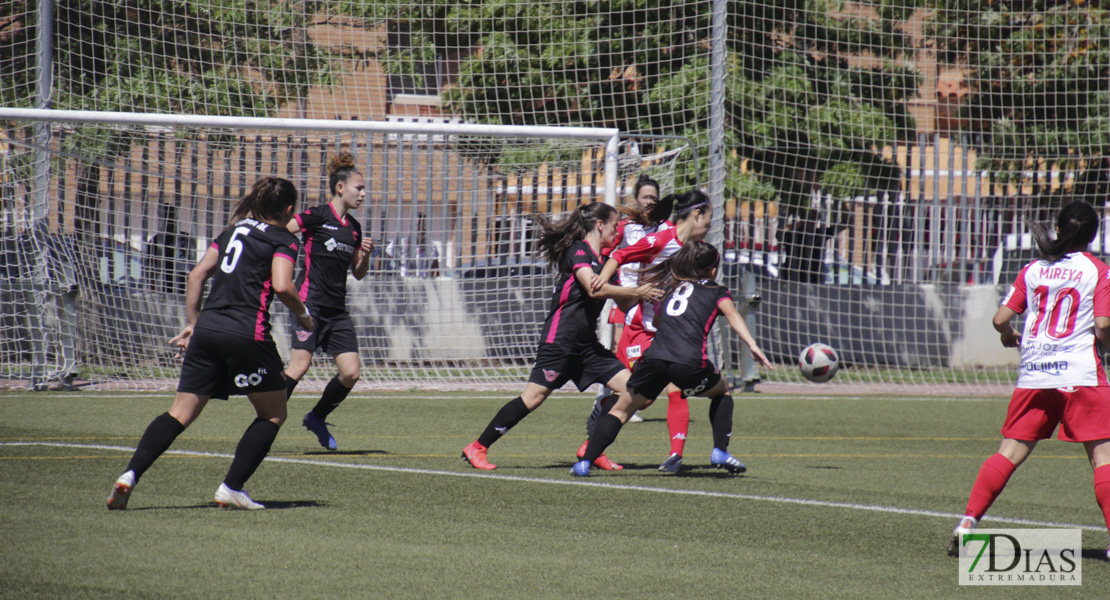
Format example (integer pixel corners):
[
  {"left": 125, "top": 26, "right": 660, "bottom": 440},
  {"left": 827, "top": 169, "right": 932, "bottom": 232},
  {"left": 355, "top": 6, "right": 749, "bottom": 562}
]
[{"left": 924, "top": 0, "right": 1110, "bottom": 188}]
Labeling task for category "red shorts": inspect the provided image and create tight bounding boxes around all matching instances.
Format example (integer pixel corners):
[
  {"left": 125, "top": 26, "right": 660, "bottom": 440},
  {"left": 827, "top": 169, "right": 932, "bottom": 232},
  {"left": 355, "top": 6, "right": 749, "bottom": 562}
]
[
  {"left": 615, "top": 322, "right": 655, "bottom": 370},
  {"left": 608, "top": 304, "right": 626, "bottom": 325},
  {"left": 1002, "top": 386, "right": 1110, "bottom": 442}
]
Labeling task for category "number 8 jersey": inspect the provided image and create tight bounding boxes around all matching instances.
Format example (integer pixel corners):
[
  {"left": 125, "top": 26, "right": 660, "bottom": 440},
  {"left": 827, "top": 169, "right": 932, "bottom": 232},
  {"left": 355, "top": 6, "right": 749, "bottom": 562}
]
[
  {"left": 196, "top": 218, "right": 300, "bottom": 342},
  {"left": 1003, "top": 251, "right": 1110, "bottom": 388}
]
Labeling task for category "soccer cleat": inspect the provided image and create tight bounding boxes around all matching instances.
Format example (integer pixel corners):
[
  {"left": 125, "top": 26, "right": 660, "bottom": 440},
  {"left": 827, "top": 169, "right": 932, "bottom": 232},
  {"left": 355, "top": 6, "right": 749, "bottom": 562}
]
[
  {"left": 570, "top": 460, "right": 591, "bottom": 477},
  {"left": 658, "top": 453, "right": 683, "bottom": 473},
  {"left": 106, "top": 470, "right": 136, "bottom": 510},
  {"left": 303, "top": 412, "right": 337, "bottom": 451},
  {"left": 947, "top": 516, "right": 978, "bottom": 556},
  {"left": 461, "top": 441, "right": 496, "bottom": 470},
  {"left": 214, "top": 483, "right": 265, "bottom": 510},
  {"left": 628, "top": 411, "right": 644, "bottom": 424},
  {"left": 710, "top": 448, "right": 747, "bottom": 474},
  {"left": 576, "top": 441, "right": 623, "bottom": 471}
]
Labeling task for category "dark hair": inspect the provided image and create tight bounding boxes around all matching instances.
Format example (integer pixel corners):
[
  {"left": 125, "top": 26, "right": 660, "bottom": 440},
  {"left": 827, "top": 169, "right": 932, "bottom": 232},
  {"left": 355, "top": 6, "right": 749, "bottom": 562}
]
[
  {"left": 326, "top": 151, "right": 361, "bottom": 196},
  {"left": 533, "top": 203, "right": 618, "bottom": 269},
  {"left": 624, "top": 174, "right": 663, "bottom": 226},
  {"left": 639, "top": 240, "right": 721, "bottom": 288},
  {"left": 639, "top": 189, "right": 711, "bottom": 225},
  {"left": 1029, "top": 200, "right": 1099, "bottom": 263},
  {"left": 232, "top": 177, "right": 298, "bottom": 224}
]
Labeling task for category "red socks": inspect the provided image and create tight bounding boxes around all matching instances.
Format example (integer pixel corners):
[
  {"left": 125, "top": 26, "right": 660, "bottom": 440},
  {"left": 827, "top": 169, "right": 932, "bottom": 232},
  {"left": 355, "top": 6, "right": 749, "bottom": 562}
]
[
  {"left": 666, "top": 390, "right": 689, "bottom": 456},
  {"left": 964, "top": 453, "right": 1017, "bottom": 519},
  {"left": 1093, "top": 464, "right": 1110, "bottom": 532}
]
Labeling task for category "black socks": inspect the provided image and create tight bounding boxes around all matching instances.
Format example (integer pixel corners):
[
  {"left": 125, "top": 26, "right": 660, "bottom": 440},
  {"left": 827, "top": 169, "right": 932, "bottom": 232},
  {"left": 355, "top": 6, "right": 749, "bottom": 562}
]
[
  {"left": 127, "top": 412, "right": 186, "bottom": 481},
  {"left": 312, "top": 375, "right": 352, "bottom": 419},
  {"left": 223, "top": 418, "right": 281, "bottom": 491},
  {"left": 477, "top": 396, "right": 531, "bottom": 448},
  {"left": 709, "top": 394, "right": 734, "bottom": 450}
]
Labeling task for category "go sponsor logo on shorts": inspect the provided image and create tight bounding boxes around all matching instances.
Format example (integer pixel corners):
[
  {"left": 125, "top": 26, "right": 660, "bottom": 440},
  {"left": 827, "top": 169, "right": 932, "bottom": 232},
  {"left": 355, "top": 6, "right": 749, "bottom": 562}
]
[{"left": 234, "top": 367, "right": 269, "bottom": 388}]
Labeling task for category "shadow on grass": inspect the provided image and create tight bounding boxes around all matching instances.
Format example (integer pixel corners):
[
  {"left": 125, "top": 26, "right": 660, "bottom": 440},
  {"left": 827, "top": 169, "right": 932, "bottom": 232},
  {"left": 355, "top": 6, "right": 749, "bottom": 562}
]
[
  {"left": 301, "top": 450, "right": 388, "bottom": 457},
  {"left": 1081, "top": 548, "right": 1110, "bottom": 562},
  {"left": 126, "top": 500, "right": 327, "bottom": 511}
]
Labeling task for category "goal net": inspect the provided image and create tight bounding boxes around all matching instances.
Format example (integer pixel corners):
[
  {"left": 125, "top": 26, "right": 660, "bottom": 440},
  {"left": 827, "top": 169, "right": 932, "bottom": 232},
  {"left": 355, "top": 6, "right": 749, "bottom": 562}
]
[
  {"left": 3, "top": 1, "right": 1109, "bottom": 394},
  {"left": 0, "top": 110, "right": 694, "bottom": 390}
]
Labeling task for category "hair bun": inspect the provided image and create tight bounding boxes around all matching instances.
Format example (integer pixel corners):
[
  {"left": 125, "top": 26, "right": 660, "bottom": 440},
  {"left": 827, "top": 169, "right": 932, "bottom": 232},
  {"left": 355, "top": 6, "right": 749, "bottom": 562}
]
[{"left": 327, "top": 151, "right": 356, "bottom": 177}]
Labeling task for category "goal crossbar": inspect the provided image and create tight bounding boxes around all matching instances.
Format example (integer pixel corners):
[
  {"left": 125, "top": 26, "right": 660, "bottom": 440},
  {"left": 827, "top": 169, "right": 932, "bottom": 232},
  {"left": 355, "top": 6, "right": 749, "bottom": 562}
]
[{"left": 0, "top": 108, "right": 622, "bottom": 205}]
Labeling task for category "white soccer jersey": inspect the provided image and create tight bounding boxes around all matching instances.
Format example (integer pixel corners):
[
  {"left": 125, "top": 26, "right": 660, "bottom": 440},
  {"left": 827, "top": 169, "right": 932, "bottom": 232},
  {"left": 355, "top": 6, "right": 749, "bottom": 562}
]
[
  {"left": 610, "top": 227, "right": 684, "bottom": 331},
  {"left": 1002, "top": 252, "right": 1110, "bottom": 388},
  {"left": 614, "top": 219, "right": 674, "bottom": 288}
]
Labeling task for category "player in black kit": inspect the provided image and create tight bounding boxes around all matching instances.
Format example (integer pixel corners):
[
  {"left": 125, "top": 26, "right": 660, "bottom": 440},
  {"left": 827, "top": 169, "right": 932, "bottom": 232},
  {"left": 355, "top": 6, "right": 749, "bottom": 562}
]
[
  {"left": 107, "top": 177, "right": 315, "bottom": 510},
  {"left": 461, "top": 203, "right": 661, "bottom": 470},
  {"left": 572, "top": 241, "right": 773, "bottom": 477},
  {"left": 282, "top": 151, "right": 374, "bottom": 451}
]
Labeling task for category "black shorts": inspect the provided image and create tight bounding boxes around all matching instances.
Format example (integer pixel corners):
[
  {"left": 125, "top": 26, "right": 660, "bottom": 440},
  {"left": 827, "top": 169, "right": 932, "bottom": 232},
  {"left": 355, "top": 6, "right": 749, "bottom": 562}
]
[
  {"left": 177, "top": 328, "right": 287, "bottom": 400},
  {"left": 291, "top": 305, "right": 358, "bottom": 355},
  {"left": 527, "top": 341, "right": 627, "bottom": 392},
  {"left": 627, "top": 358, "right": 722, "bottom": 401}
]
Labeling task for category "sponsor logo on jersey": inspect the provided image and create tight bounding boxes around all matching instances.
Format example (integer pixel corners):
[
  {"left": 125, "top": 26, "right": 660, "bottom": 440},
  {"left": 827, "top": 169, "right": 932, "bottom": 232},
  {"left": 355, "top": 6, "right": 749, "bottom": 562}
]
[
  {"left": 543, "top": 369, "right": 559, "bottom": 382},
  {"left": 1019, "top": 360, "right": 1068, "bottom": 375},
  {"left": 324, "top": 238, "right": 356, "bottom": 254},
  {"left": 626, "top": 344, "right": 641, "bottom": 358},
  {"left": 646, "top": 235, "right": 656, "bottom": 245},
  {"left": 575, "top": 249, "right": 586, "bottom": 256},
  {"left": 233, "top": 367, "right": 269, "bottom": 388},
  {"left": 322, "top": 224, "right": 339, "bottom": 231},
  {"left": 297, "top": 330, "right": 312, "bottom": 342}
]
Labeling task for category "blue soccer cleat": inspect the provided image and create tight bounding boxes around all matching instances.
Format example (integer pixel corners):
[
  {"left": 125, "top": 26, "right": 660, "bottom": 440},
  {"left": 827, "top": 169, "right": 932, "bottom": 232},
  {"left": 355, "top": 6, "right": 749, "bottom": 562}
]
[
  {"left": 710, "top": 448, "right": 746, "bottom": 474},
  {"left": 570, "top": 460, "right": 591, "bottom": 477},
  {"left": 303, "top": 412, "right": 337, "bottom": 451}
]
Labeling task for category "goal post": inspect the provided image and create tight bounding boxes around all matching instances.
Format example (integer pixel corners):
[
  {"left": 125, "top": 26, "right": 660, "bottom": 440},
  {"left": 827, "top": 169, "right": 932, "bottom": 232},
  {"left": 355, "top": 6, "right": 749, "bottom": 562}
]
[{"left": 0, "top": 108, "right": 695, "bottom": 391}]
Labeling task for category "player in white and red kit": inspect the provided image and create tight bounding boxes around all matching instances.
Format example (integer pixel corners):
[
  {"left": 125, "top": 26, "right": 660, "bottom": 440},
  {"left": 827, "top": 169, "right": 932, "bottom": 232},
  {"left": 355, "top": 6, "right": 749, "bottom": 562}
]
[
  {"left": 460, "top": 203, "right": 661, "bottom": 471},
  {"left": 947, "top": 201, "right": 1110, "bottom": 559},
  {"left": 107, "top": 177, "right": 314, "bottom": 510},
  {"left": 589, "top": 190, "right": 714, "bottom": 473},
  {"left": 574, "top": 241, "right": 772, "bottom": 477},
  {"left": 283, "top": 152, "right": 374, "bottom": 451}
]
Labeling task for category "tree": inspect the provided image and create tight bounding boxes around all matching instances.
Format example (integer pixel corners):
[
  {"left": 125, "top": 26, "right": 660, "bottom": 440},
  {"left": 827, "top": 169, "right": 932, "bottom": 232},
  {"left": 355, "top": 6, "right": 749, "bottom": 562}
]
[
  {"left": 923, "top": 0, "right": 1110, "bottom": 209},
  {"left": 1, "top": 0, "right": 338, "bottom": 243},
  {"left": 371, "top": 1, "right": 919, "bottom": 280}
]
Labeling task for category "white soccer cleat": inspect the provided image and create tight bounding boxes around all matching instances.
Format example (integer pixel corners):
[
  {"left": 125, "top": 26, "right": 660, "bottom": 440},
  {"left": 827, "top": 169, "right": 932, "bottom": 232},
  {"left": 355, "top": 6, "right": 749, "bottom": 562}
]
[
  {"left": 214, "top": 483, "right": 265, "bottom": 510},
  {"left": 628, "top": 411, "right": 644, "bottom": 424},
  {"left": 947, "top": 516, "right": 978, "bottom": 556},
  {"left": 106, "top": 470, "right": 136, "bottom": 510}
]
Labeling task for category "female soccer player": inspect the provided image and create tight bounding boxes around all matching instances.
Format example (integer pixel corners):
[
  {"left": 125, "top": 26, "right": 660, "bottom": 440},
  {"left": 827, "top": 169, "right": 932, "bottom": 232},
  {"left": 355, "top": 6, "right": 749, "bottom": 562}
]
[
  {"left": 591, "top": 174, "right": 671, "bottom": 427},
  {"left": 588, "top": 189, "right": 713, "bottom": 473},
  {"left": 106, "top": 177, "right": 314, "bottom": 510},
  {"left": 282, "top": 151, "right": 374, "bottom": 451},
  {"left": 947, "top": 201, "right": 1110, "bottom": 558},
  {"left": 461, "top": 202, "right": 661, "bottom": 471},
  {"left": 574, "top": 241, "right": 772, "bottom": 477}
]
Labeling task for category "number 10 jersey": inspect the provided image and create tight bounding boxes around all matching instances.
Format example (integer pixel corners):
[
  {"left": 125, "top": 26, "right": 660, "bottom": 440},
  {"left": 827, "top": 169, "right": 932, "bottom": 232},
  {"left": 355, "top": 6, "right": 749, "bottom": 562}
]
[{"left": 1003, "top": 251, "right": 1110, "bottom": 388}]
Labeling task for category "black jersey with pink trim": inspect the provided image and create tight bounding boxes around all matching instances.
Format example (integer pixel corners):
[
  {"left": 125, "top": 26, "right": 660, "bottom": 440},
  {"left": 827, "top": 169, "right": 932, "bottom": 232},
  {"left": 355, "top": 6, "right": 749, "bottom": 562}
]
[
  {"left": 538, "top": 240, "right": 611, "bottom": 349},
  {"left": 642, "top": 279, "right": 732, "bottom": 365},
  {"left": 194, "top": 218, "right": 299, "bottom": 342},
  {"left": 293, "top": 203, "right": 363, "bottom": 310}
]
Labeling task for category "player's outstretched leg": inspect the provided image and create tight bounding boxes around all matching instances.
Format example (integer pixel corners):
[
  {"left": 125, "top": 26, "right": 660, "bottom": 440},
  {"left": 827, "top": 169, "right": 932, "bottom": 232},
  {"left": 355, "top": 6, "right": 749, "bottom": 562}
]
[
  {"left": 946, "top": 516, "right": 978, "bottom": 556},
  {"left": 462, "top": 396, "right": 531, "bottom": 470},
  {"left": 106, "top": 412, "right": 187, "bottom": 510}
]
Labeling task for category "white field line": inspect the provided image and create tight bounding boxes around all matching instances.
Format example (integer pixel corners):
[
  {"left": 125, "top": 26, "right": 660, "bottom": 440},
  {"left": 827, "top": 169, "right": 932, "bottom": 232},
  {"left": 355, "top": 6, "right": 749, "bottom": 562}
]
[
  {"left": 2, "top": 393, "right": 1003, "bottom": 402},
  {"left": 2, "top": 441, "right": 1102, "bottom": 532}
]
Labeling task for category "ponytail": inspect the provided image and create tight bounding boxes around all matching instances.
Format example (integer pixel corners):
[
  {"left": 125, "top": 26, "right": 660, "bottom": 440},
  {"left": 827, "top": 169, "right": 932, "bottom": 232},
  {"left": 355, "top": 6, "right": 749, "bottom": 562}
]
[
  {"left": 533, "top": 203, "right": 617, "bottom": 269},
  {"left": 232, "top": 177, "right": 298, "bottom": 224},
  {"left": 638, "top": 240, "right": 721, "bottom": 289},
  {"left": 1030, "top": 200, "right": 1099, "bottom": 263}
]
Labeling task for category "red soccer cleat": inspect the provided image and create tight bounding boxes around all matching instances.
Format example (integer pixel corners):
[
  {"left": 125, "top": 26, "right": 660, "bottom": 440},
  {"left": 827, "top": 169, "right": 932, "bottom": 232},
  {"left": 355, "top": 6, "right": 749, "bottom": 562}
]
[
  {"left": 462, "top": 441, "right": 496, "bottom": 470},
  {"left": 576, "top": 440, "right": 623, "bottom": 471}
]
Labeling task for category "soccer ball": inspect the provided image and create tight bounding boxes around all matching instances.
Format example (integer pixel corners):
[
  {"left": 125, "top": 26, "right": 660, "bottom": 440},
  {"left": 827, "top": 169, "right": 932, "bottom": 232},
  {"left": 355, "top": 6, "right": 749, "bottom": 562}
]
[{"left": 798, "top": 343, "right": 840, "bottom": 383}]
